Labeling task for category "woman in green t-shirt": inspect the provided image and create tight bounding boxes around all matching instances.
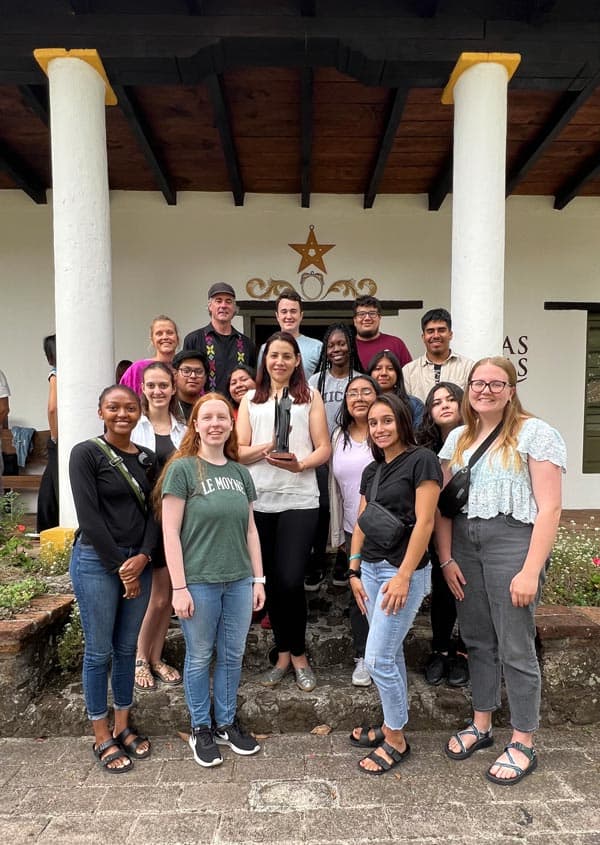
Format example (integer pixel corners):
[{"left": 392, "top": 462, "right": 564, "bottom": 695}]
[{"left": 159, "top": 393, "right": 266, "bottom": 768}]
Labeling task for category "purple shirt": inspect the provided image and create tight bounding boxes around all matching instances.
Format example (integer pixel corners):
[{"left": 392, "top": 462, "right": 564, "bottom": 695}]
[{"left": 119, "top": 359, "right": 155, "bottom": 396}]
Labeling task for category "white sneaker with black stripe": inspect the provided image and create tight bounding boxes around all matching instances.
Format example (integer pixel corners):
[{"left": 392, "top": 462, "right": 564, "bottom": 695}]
[{"left": 214, "top": 718, "right": 260, "bottom": 755}]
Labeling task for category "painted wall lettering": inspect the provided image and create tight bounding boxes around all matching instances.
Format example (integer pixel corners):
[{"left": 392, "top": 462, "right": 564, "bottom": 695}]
[{"left": 503, "top": 335, "right": 528, "bottom": 383}]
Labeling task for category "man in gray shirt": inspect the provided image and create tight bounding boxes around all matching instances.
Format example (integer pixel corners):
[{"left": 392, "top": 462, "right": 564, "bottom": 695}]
[
  {"left": 402, "top": 308, "right": 473, "bottom": 403},
  {"left": 259, "top": 291, "right": 322, "bottom": 379}
]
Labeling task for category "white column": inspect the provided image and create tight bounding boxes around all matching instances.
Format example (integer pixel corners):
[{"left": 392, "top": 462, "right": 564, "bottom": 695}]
[
  {"left": 46, "top": 56, "right": 114, "bottom": 527},
  {"left": 449, "top": 57, "right": 515, "bottom": 362}
]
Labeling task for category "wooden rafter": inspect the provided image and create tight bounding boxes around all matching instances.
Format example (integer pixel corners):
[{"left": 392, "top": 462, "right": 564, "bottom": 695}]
[
  {"left": 18, "top": 84, "right": 49, "bottom": 126},
  {"left": 68, "top": 0, "right": 92, "bottom": 12},
  {"left": 185, "top": 0, "right": 204, "bottom": 14},
  {"left": 113, "top": 84, "right": 176, "bottom": 206},
  {"left": 205, "top": 74, "right": 244, "bottom": 206},
  {"left": 300, "top": 67, "right": 313, "bottom": 208},
  {"left": 364, "top": 87, "right": 409, "bottom": 209},
  {"left": 428, "top": 153, "right": 452, "bottom": 211},
  {"left": 507, "top": 70, "right": 600, "bottom": 195},
  {"left": 300, "top": 0, "right": 316, "bottom": 15},
  {"left": 414, "top": 0, "right": 439, "bottom": 18},
  {"left": 0, "top": 140, "right": 46, "bottom": 204},
  {"left": 554, "top": 155, "right": 600, "bottom": 210}
]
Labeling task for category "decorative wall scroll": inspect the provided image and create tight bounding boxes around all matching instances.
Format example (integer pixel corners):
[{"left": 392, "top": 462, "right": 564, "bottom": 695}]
[{"left": 245, "top": 225, "right": 379, "bottom": 302}]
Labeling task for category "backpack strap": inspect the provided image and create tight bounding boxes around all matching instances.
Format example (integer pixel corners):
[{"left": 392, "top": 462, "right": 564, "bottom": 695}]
[{"left": 91, "top": 437, "right": 147, "bottom": 514}]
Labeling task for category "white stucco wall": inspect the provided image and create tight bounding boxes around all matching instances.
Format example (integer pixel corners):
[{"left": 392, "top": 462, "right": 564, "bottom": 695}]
[{"left": 1, "top": 190, "right": 598, "bottom": 507}]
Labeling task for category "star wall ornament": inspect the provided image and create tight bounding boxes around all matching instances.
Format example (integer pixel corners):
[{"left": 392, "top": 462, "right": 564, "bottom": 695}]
[{"left": 289, "top": 225, "right": 335, "bottom": 274}]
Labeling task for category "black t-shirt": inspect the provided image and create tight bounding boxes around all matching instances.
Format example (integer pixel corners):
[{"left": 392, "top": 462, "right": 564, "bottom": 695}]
[{"left": 359, "top": 447, "right": 442, "bottom": 568}]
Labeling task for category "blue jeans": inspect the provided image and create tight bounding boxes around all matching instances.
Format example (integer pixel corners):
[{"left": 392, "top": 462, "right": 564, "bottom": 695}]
[
  {"left": 362, "top": 560, "right": 431, "bottom": 731},
  {"left": 179, "top": 578, "right": 253, "bottom": 729},
  {"left": 70, "top": 540, "right": 151, "bottom": 720}
]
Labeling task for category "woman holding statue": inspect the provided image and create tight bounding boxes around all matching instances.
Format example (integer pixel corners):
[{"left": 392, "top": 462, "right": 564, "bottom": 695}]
[{"left": 237, "top": 331, "right": 330, "bottom": 692}]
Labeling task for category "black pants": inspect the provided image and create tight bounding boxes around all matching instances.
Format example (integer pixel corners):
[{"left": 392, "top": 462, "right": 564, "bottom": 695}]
[
  {"left": 37, "top": 437, "right": 59, "bottom": 532},
  {"left": 307, "top": 464, "right": 330, "bottom": 575},
  {"left": 345, "top": 531, "right": 369, "bottom": 657},
  {"left": 254, "top": 508, "right": 319, "bottom": 657},
  {"left": 430, "top": 544, "right": 464, "bottom": 653}
]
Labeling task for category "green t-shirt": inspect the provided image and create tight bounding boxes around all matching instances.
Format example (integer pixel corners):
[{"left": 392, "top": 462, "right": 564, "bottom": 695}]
[{"left": 162, "top": 456, "right": 256, "bottom": 583}]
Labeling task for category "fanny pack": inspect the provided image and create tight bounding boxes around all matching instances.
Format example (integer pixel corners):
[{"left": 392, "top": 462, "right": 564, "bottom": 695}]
[
  {"left": 438, "top": 421, "right": 503, "bottom": 518},
  {"left": 358, "top": 463, "right": 411, "bottom": 551}
]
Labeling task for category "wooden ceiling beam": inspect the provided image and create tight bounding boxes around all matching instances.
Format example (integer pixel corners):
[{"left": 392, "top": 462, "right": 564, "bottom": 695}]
[
  {"left": 68, "top": 1, "right": 93, "bottom": 12},
  {"left": 427, "top": 152, "right": 452, "bottom": 211},
  {"left": 300, "top": 0, "right": 316, "bottom": 15},
  {"left": 113, "top": 84, "right": 176, "bottom": 205},
  {"left": 300, "top": 67, "right": 313, "bottom": 208},
  {"left": 506, "top": 69, "right": 600, "bottom": 195},
  {"left": 0, "top": 140, "right": 46, "bottom": 204},
  {"left": 18, "top": 84, "right": 49, "bottom": 126},
  {"left": 185, "top": 0, "right": 204, "bottom": 14},
  {"left": 205, "top": 74, "right": 244, "bottom": 206},
  {"left": 414, "top": 0, "right": 439, "bottom": 18},
  {"left": 554, "top": 156, "right": 600, "bottom": 210},
  {"left": 364, "top": 86, "right": 409, "bottom": 209}
]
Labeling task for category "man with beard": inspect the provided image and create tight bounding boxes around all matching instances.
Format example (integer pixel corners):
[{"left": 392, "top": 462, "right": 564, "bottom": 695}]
[{"left": 352, "top": 296, "right": 412, "bottom": 371}]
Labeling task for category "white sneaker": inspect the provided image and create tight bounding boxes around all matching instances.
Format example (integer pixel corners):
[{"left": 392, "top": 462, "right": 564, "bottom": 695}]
[{"left": 352, "top": 657, "right": 372, "bottom": 687}]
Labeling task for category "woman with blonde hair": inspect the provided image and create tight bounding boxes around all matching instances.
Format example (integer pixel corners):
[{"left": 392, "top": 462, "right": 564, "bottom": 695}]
[
  {"left": 160, "top": 393, "right": 265, "bottom": 767},
  {"left": 437, "top": 357, "right": 566, "bottom": 785},
  {"left": 120, "top": 315, "right": 179, "bottom": 396}
]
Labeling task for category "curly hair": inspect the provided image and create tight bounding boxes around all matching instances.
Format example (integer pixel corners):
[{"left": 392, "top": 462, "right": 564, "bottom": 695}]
[
  {"left": 416, "top": 381, "right": 464, "bottom": 453},
  {"left": 451, "top": 357, "right": 532, "bottom": 469},
  {"left": 253, "top": 332, "right": 311, "bottom": 404},
  {"left": 312, "top": 323, "right": 363, "bottom": 396}
]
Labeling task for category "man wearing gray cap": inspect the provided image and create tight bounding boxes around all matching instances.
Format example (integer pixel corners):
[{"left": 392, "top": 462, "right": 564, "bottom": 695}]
[{"left": 183, "top": 283, "right": 257, "bottom": 395}]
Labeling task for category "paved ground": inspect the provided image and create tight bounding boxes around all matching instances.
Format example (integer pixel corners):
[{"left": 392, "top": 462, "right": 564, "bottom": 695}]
[{"left": 1, "top": 726, "right": 599, "bottom": 844}]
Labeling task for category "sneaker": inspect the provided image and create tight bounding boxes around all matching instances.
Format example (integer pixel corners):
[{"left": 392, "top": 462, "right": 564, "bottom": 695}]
[
  {"left": 447, "top": 654, "right": 469, "bottom": 688},
  {"left": 304, "top": 570, "right": 325, "bottom": 591},
  {"left": 424, "top": 652, "right": 448, "bottom": 686},
  {"left": 189, "top": 725, "right": 223, "bottom": 768},
  {"left": 215, "top": 719, "right": 260, "bottom": 756},
  {"left": 351, "top": 657, "right": 372, "bottom": 687}
]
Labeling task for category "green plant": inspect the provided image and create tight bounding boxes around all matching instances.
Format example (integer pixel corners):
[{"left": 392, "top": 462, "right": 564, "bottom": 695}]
[
  {"left": 0, "top": 576, "right": 47, "bottom": 616},
  {"left": 0, "top": 491, "right": 32, "bottom": 566},
  {"left": 57, "top": 602, "right": 84, "bottom": 672},
  {"left": 544, "top": 521, "right": 600, "bottom": 607},
  {"left": 36, "top": 539, "right": 72, "bottom": 576}
]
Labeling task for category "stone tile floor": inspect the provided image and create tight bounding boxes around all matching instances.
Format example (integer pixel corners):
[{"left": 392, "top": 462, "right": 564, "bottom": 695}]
[{"left": 1, "top": 727, "right": 599, "bottom": 844}]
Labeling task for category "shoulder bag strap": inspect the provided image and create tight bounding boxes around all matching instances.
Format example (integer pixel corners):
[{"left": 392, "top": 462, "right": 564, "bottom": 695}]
[
  {"left": 91, "top": 437, "right": 147, "bottom": 514},
  {"left": 369, "top": 463, "right": 384, "bottom": 501},
  {"left": 467, "top": 421, "right": 504, "bottom": 469}
]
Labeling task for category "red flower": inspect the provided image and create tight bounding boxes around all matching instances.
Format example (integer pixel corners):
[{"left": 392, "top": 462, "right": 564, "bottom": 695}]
[
  {"left": 17, "top": 524, "right": 26, "bottom": 533},
  {"left": 593, "top": 557, "right": 600, "bottom": 567}
]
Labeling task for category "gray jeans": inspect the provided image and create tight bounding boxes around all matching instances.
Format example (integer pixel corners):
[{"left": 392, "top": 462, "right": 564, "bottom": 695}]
[{"left": 452, "top": 513, "right": 544, "bottom": 733}]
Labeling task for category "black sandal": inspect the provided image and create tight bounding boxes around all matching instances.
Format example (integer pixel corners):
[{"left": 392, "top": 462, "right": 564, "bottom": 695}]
[
  {"left": 92, "top": 738, "right": 133, "bottom": 774},
  {"left": 486, "top": 742, "right": 537, "bottom": 786},
  {"left": 358, "top": 741, "right": 411, "bottom": 775},
  {"left": 349, "top": 726, "right": 385, "bottom": 748},
  {"left": 114, "top": 727, "right": 151, "bottom": 760},
  {"left": 445, "top": 722, "right": 493, "bottom": 760}
]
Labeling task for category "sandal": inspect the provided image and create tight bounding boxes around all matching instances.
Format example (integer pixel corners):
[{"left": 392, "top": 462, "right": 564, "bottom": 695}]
[
  {"left": 349, "top": 726, "right": 385, "bottom": 748},
  {"left": 114, "top": 727, "right": 152, "bottom": 760},
  {"left": 134, "top": 658, "right": 156, "bottom": 692},
  {"left": 92, "top": 738, "right": 133, "bottom": 774},
  {"left": 150, "top": 659, "right": 182, "bottom": 686},
  {"left": 445, "top": 722, "right": 493, "bottom": 760},
  {"left": 486, "top": 741, "right": 537, "bottom": 786},
  {"left": 358, "top": 741, "right": 411, "bottom": 776}
]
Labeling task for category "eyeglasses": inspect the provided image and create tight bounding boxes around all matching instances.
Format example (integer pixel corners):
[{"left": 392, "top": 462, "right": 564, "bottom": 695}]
[
  {"left": 354, "top": 310, "right": 379, "bottom": 320},
  {"left": 347, "top": 388, "right": 376, "bottom": 399},
  {"left": 469, "top": 379, "right": 511, "bottom": 394},
  {"left": 178, "top": 367, "right": 205, "bottom": 378}
]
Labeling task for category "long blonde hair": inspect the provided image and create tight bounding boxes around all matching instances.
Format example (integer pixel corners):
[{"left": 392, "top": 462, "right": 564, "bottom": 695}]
[
  {"left": 153, "top": 392, "right": 238, "bottom": 517},
  {"left": 451, "top": 357, "right": 533, "bottom": 469}
]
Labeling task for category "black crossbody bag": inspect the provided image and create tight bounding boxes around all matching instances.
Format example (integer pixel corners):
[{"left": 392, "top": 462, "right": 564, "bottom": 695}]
[
  {"left": 358, "top": 462, "right": 412, "bottom": 552},
  {"left": 438, "top": 421, "right": 503, "bottom": 519}
]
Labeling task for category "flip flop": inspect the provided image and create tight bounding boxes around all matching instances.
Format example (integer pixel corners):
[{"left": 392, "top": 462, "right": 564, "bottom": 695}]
[
  {"left": 349, "top": 726, "right": 385, "bottom": 748},
  {"left": 358, "top": 741, "right": 411, "bottom": 775},
  {"left": 486, "top": 742, "right": 537, "bottom": 786}
]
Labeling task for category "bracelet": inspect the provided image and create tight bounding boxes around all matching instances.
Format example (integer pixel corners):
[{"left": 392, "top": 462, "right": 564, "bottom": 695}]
[
  {"left": 346, "top": 568, "right": 362, "bottom": 580},
  {"left": 440, "top": 558, "right": 455, "bottom": 569},
  {"left": 172, "top": 585, "right": 188, "bottom": 590},
  {"left": 252, "top": 576, "right": 266, "bottom": 584},
  {"left": 348, "top": 553, "right": 361, "bottom": 562}
]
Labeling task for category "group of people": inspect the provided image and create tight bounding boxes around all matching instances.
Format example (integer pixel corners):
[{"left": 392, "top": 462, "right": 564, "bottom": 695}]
[{"left": 67, "top": 283, "right": 566, "bottom": 786}]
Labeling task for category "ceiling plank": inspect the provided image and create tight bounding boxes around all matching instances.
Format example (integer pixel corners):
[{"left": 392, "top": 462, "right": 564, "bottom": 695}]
[
  {"left": 364, "top": 86, "right": 409, "bottom": 209},
  {"left": 185, "top": 0, "right": 204, "bottom": 14},
  {"left": 414, "top": 0, "right": 439, "bottom": 18},
  {"left": 113, "top": 84, "right": 176, "bottom": 206},
  {"left": 506, "top": 70, "right": 600, "bottom": 195},
  {"left": 300, "top": 67, "right": 313, "bottom": 208},
  {"left": 553, "top": 155, "right": 600, "bottom": 209},
  {"left": 18, "top": 84, "right": 49, "bottom": 126},
  {"left": 427, "top": 151, "right": 452, "bottom": 210},
  {"left": 68, "top": 1, "right": 93, "bottom": 12},
  {"left": 205, "top": 74, "right": 244, "bottom": 206},
  {"left": 0, "top": 140, "right": 46, "bottom": 204},
  {"left": 300, "top": 0, "right": 316, "bottom": 15}
]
